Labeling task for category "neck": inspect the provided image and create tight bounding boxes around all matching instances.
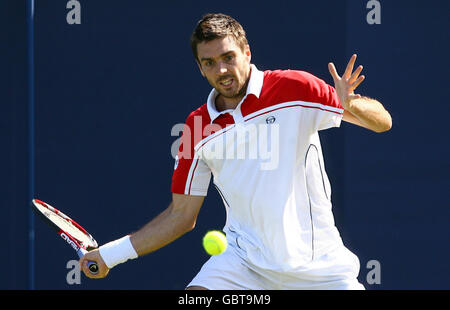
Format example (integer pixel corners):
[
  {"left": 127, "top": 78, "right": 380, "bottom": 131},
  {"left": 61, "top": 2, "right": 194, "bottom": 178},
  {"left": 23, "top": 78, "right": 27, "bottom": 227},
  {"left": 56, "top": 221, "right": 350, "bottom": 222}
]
[
  {"left": 215, "top": 65, "right": 252, "bottom": 112},
  {"left": 215, "top": 93, "right": 243, "bottom": 112}
]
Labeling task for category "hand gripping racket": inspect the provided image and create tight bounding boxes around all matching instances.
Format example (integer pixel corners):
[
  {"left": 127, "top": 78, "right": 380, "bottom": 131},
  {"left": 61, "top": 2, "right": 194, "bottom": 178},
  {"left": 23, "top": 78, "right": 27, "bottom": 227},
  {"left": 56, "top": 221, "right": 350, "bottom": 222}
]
[{"left": 31, "top": 199, "right": 99, "bottom": 275}]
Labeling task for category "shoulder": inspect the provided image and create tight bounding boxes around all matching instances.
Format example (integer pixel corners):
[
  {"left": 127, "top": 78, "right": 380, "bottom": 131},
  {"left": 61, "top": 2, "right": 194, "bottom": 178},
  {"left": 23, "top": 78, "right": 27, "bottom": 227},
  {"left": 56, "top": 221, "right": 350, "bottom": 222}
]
[
  {"left": 261, "top": 69, "right": 333, "bottom": 104},
  {"left": 184, "top": 103, "right": 211, "bottom": 125},
  {"left": 264, "top": 69, "right": 328, "bottom": 90}
]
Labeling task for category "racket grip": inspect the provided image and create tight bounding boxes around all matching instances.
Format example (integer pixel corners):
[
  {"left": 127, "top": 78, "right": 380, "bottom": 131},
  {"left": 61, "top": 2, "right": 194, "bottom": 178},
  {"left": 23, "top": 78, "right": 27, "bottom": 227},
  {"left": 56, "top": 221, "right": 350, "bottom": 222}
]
[
  {"left": 78, "top": 248, "right": 99, "bottom": 275},
  {"left": 87, "top": 261, "right": 99, "bottom": 275}
]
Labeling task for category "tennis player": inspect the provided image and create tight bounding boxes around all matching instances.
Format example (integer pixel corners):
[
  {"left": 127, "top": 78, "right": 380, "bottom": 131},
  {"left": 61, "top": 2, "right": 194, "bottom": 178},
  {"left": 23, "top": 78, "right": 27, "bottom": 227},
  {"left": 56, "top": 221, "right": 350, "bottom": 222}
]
[{"left": 80, "top": 13, "right": 392, "bottom": 290}]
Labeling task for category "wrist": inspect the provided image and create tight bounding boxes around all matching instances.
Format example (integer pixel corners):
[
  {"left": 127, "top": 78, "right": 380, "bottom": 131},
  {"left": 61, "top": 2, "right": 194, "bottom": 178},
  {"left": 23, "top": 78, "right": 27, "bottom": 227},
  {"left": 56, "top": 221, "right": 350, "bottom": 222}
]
[
  {"left": 98, "top": 235, "right": 138, "bottom": 269},
  {"left": 343, "top": 96, "right": 360, "bottom": 112}
]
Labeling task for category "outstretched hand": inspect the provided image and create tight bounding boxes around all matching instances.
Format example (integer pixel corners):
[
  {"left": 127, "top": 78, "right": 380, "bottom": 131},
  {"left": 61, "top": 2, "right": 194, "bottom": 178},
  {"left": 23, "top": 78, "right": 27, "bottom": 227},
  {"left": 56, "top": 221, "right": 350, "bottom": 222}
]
[{"left": 328, "top": 54, "right": 365, "bottom": 110}]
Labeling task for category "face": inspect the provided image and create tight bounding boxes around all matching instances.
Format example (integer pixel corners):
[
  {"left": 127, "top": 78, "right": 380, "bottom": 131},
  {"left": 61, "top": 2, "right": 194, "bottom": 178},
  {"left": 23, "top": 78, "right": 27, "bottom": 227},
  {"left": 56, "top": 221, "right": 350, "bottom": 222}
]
[{"left": 196, "top": 36, "right": 251, "bottom": 104}]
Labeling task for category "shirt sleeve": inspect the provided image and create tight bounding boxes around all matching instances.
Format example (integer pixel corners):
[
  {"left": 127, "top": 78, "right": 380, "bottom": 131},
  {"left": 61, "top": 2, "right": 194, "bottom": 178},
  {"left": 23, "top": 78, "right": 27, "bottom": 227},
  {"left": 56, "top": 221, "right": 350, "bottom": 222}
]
[
  {"left": 171, "top": 113, "right": 211, "bottom": 196},
  {"left": 285, "top": 70, "right": 344, "bottom": 132}
]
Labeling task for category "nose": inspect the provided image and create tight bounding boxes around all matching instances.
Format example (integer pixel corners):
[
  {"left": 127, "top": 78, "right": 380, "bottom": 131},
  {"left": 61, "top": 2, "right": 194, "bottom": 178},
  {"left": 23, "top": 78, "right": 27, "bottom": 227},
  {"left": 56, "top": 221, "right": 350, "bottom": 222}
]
[{"left": 217, "top": 62, "right": 228, "bottom": 75}]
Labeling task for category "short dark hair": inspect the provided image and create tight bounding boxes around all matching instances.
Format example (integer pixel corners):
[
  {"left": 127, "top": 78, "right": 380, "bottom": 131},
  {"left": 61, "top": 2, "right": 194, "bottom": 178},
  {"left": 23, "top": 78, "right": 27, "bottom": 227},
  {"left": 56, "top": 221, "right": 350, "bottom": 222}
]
[{"left": 190, "top": 13, "right": 248, "bottom": 62}]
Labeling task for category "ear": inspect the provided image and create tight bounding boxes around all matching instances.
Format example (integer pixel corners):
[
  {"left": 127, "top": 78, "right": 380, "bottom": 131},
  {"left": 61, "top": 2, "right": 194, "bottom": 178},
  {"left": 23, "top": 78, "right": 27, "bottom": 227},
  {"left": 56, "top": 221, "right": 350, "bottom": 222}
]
[
  {"left": 244, "top": 44, "right": 251, "bottom": 63},
  {"left": 196, "top": 61, "right": 206, "bottom": 77}
]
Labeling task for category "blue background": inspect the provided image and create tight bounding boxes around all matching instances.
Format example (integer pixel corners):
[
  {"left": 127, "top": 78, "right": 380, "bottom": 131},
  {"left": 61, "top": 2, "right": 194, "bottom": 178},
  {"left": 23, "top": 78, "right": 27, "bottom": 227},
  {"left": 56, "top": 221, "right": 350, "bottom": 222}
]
[{"left": 1, "top": 0, "right": 449, "bottom": 289}]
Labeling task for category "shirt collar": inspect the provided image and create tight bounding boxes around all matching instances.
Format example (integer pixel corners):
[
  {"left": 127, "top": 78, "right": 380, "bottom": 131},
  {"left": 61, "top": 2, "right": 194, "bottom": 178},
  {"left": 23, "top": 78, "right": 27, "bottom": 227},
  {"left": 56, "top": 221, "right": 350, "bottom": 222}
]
[{"left": 206, "top": 64, "right": 264, "bottom": 123}]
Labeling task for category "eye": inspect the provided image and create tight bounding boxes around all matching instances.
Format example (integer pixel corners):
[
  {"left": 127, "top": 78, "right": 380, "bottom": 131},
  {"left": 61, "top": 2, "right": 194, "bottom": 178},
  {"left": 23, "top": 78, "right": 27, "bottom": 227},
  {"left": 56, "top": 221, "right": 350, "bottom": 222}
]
[
  {"left": 225, "top": 55, "right": 234, "bottom": 62},
  {"left": 204, "top": 60, "right": 214, "bottom": 67}
]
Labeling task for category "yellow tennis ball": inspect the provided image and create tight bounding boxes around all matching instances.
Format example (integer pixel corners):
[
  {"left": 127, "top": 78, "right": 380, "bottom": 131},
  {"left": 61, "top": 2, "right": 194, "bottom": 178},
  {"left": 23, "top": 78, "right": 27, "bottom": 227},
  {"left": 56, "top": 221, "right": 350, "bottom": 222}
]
[{"left": 203, "top": 230, "right": 227, "bottom": 255}]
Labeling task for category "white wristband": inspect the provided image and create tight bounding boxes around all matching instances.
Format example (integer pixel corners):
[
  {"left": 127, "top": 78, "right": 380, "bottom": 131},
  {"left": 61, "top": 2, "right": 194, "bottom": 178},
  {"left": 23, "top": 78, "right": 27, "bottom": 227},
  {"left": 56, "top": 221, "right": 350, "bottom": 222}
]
[{"left": 99, "top": 235, "right": 138, "bottom": 269}]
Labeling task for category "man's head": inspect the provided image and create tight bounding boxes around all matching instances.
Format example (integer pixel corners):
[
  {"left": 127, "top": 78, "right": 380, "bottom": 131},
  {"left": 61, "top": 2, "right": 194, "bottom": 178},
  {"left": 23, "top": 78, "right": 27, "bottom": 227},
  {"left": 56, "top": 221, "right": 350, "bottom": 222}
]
[{"left": 190, "top": 13, "right": 252, "bottom": 104}]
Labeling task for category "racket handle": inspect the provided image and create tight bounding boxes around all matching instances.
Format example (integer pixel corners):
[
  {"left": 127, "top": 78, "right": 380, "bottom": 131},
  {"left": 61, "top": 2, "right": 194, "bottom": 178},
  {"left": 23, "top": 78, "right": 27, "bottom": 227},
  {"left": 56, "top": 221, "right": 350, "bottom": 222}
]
[
  {"left": 78, "top": 248, "right": 99, "bottom": 275},
  {"left": 87, "top": 261, "right": 99, "bottom": 275}
]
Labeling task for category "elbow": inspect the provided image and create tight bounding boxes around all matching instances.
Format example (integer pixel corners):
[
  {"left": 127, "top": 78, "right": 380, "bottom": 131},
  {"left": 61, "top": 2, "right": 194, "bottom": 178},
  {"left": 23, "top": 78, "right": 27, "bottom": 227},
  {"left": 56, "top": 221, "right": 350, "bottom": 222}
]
[
  {"left": 167, "top": 201, "right": 198, "bottom": 235},
  {"left": 186, "top": 219, "right": 197, "bottom": 232},
  {"left": 374, "top": 114, "right": 392, "bottom": 133},
  {"left": 375, "top": 122, "right": 392, "bottom": 133},
  {"left": 181, "top": 212, "right": 198, "bottom": 234},
  {"left": 170, "top": 194, "right": 204, "bottom": 234},
  {"left": 177, "top": 215, "right": 197, "bottom": 235}
]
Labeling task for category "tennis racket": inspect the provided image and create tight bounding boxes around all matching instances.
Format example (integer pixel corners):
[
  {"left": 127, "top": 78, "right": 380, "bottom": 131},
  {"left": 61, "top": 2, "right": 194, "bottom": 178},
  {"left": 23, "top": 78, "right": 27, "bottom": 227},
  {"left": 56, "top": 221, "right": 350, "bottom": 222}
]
[{"left": 31, "top": 199, "right": 99, "bottom": 275}]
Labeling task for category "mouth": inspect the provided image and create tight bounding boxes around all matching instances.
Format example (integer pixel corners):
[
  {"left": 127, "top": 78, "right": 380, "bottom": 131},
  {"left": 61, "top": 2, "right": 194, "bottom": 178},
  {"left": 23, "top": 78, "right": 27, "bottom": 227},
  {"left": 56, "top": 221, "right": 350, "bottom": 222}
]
[{"left": 218, "top": 77, "right": 234, "bottom": 89}]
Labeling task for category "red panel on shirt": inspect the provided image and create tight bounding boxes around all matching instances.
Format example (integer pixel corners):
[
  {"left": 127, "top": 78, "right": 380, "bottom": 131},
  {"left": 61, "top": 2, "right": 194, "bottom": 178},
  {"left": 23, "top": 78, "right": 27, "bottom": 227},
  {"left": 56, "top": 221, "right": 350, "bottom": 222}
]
[
  {"left": 241, "top": 70, "right": 342, "bottom": 118},
  {"left": 171, "top": 104, "right": 235, "bottom": 195}
]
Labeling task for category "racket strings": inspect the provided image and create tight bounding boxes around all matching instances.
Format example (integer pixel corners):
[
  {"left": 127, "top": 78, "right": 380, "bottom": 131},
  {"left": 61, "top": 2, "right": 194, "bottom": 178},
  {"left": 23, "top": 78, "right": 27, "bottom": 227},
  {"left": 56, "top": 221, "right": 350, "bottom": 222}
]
[{"left": 35, "top": 203, "right": 97, "bottom": 248}]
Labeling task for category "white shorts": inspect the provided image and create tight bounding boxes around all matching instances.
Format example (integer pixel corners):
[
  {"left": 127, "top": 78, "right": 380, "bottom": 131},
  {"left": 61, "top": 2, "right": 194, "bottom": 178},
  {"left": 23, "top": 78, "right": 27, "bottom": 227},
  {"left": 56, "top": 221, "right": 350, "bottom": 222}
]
[{"left": 187, "top": 244, "right": 365, "bottom": 290}]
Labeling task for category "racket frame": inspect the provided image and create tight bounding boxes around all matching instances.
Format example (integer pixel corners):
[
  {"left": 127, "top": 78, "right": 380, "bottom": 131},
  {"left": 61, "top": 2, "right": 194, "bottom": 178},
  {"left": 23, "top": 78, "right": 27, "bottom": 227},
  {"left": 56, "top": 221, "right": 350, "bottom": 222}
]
[{"left": 31, "top": 199, "right": 99, "bottom": 274}]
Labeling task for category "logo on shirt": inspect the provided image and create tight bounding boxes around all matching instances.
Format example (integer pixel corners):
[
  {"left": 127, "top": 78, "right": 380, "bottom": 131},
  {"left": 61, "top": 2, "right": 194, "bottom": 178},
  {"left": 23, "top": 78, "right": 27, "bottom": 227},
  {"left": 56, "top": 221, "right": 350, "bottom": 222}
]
[{"left": 266, "top": 116, "right": 276, "bottom": 124}]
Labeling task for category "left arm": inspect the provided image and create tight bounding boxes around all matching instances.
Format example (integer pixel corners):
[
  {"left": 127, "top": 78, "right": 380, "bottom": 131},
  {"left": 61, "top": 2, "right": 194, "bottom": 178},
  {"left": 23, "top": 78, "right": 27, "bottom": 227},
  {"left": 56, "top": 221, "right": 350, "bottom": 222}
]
[
  {"left": 342, "top": 97, "right": 392, "bottom": 133},
  {"left": 329, "top": 54, "right": 392, "bottom": 133}
]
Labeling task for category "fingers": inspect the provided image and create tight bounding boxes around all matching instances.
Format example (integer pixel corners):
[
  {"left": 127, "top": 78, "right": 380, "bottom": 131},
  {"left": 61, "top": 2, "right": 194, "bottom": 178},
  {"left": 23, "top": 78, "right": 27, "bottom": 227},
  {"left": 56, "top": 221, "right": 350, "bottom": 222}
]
[
  {"left": 349, "top": 65, "right": 363, "bottom": 84},
  {"left": 79, "top": 250, "right": 109, "bottom": 279},
  {"left": 78, "top": 255, "right": 87, "bottom": 270},
  {"left": 329, "top": 55, "right": 365, "bottom": 99},
  {"left": 349, "top": 75, "right": 365, "bottom": 92},
  {"left": 79, "top": 256, "right": 95, "bottom": 278},
  {"left": 328, "top": 62, "right": 340, "bottom": 82},
  {"left": 343, "top": 54, "right": 357, "bottom": 80},
  {"left": 329, "top": 54, "right": 361, "bottom": 82}
]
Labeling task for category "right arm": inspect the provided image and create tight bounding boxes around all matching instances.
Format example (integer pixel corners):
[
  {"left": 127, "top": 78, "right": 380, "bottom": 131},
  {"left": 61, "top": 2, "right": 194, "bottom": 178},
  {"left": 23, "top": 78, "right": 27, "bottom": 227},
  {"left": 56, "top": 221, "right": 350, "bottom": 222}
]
[
  {"left": 79, "top": 193, "right": 204, "bottom": 278},
  {"left": 130, "top": 193, "right": 205, "bottom": 256}
]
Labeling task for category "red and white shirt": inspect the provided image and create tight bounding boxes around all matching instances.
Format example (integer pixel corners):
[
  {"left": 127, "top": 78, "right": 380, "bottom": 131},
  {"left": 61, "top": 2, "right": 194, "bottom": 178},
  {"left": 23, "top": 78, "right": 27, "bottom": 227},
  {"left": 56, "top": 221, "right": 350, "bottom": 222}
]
[{"left": 172, "top": 64, "right": 345, "bottom": 271}]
